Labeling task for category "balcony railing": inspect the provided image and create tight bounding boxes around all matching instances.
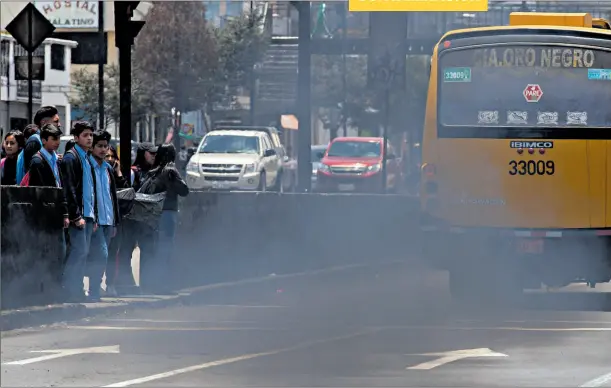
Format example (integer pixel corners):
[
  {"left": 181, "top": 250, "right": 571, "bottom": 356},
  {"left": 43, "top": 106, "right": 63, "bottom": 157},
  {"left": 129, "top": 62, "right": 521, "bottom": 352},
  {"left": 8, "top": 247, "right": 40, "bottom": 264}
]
[{"left": 16, "top": 80, "right": 42, "bottom": 100}]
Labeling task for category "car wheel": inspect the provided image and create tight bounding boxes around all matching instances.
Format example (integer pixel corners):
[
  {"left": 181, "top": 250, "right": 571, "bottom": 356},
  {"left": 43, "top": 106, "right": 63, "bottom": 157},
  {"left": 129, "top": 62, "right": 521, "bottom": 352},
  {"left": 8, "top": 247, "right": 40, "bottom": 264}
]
[
  {"left": 273, "top": 170, "right": 283, "bottom": 192},
  {"left": 258, "top": 171, "right": 267, "bottom": 192}
]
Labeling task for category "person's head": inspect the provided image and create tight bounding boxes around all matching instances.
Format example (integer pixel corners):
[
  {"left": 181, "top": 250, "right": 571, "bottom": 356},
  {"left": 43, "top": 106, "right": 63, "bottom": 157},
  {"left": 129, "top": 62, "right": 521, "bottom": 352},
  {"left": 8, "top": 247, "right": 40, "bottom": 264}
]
[
  {"left": 64, "top": 139, "right": 76, "bottom": 155},
  {"left": 34, "top": 106, "right": 60, "bottom": 129},
  {"left": 3, "top": 130, "right": 25, "bottom": 157},
  {"left": 106, "top": 145, "right": 119, "bottom": 165},
  {"left": 134, "top": 142, "right": 158, "bottom": 168},
  {"left": 40, "top": 124, "right": 63, "bottom": 152},
  {"left": 71, "top": 121, "right": 94, "bottom": 150},
  {"left": 153, "top": 143, "right": 177, "bottom": 169},
  {"left": 23, "top": 124, "right": 40, "bottom": 139},
  {"left": 91, "top": 130, "right": 111, "bottom": 160}
]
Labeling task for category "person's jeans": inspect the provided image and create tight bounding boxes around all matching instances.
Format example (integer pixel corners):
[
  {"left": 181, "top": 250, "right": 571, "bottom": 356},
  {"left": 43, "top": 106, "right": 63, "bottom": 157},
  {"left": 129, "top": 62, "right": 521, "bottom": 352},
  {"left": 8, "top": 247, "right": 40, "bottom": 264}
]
[
  {"left": 105, "top": 223, "right": 123, "bottom": 287},
  {"left": 62, "top": 218, "right": 94, "bottom": 297},
  {"left": 141, "top": 210, "right": 177, "bottom": 291},
  {"left": 87, "top": 225, "right": 113, "bottom": 298},
  {"left": 158, "top": 210, "right": 177, "bottom": 264}
]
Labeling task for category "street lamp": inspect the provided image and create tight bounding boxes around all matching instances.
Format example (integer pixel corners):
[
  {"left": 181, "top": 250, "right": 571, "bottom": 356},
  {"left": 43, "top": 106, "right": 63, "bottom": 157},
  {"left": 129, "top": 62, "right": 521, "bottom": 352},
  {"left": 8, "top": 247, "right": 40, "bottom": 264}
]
[{"left": 168, "top": 107, "right": 181, "bottom": 149}]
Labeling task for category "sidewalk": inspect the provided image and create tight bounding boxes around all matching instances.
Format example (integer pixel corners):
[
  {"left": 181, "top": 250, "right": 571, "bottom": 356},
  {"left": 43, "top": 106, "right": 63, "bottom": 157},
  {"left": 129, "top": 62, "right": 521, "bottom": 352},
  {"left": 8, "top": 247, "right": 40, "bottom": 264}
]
[
  {"left": 86, "top": 247, "right": 141, "bottom": 295},
  {"left": 1, "top": 258, "right": 407, "bottom": 332}
]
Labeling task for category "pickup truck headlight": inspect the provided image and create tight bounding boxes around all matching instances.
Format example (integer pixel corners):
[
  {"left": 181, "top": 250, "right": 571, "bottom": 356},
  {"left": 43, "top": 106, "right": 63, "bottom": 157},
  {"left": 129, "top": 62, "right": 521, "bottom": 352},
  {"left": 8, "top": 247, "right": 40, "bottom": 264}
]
[
  {"left": 318, "top": 164, "right": 330, "bottom": 173},
  {"left": 367, "top": 163, "right": 381, "bottom": 173},
  {"left": 244, "top": 163, "right": 257, "bottom": 174},
  {"left": 186, "top": 160, "right": 200, "bottom": 173}
]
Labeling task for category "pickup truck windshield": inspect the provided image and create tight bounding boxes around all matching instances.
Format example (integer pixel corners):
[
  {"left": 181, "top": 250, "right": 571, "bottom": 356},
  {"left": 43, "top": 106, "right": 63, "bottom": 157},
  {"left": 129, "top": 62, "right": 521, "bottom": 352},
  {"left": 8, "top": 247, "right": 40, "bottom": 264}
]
[
  {"left": 199, "top": 135, "right": 260, "bottom": 154},
  {"left": 327, "top": 141, "right": 381, "bottom": 158}
]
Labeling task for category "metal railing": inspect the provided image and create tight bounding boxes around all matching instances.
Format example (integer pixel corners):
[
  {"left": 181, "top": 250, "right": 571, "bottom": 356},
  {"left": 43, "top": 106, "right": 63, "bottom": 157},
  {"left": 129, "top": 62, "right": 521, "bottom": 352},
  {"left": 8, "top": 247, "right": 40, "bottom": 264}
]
[{"left": 16, "top": 80, "right": 42, "bottom": 100}]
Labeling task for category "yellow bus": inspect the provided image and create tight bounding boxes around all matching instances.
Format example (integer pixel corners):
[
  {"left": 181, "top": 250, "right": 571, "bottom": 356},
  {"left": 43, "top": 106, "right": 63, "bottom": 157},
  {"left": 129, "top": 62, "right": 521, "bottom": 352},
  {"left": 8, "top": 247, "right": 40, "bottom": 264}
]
[{"left": 420, "top": 12, "right": 611, "bottom": 302}]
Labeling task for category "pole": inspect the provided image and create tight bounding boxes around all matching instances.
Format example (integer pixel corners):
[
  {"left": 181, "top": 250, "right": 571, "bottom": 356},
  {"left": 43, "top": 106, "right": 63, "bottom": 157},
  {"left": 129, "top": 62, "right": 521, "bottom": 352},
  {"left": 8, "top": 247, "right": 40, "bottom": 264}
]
[
  {"left": 98, "top": 1, "right": 105, "bottom": 130},
  {"left": 250, "top": 66, "right": 256, "bottom": 125},
  {"left": 118, "top": 45, "right": 132, "bottom": 181},
  {"left": 173, "top": 112, "right": 181, "bottom": 150},
  {"left": 381, "top": 87, "right": 389, "bottom": 194},
  {"left": 249, "top": 1, "right": 255, "bottom": 125},
  {"left": 27, "top": 12, "right": 33, "bottom": 122},
  {"left": 341, "top": 3, "right": 347, "bottom": 137},
  {"left": 296, "top": 1, "right": 312, "bottom": 193}
]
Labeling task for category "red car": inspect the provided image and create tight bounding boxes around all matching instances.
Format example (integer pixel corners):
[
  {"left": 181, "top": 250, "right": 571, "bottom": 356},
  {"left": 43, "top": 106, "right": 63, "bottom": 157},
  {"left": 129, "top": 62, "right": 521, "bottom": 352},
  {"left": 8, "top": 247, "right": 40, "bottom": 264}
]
[{"left": 316, "top": 137, "right": 402, "bottom": 193}]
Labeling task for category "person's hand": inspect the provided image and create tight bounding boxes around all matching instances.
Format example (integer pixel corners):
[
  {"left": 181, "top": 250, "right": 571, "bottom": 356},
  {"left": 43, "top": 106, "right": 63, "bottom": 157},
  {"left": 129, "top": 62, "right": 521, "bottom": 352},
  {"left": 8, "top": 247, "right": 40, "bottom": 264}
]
[
  {"left": 93, "top": 223, "right": 98, "bottom": 233},
  {"left": 111, "top": 227, "right": 117, "bottom": 238},
  {"left": 114, "top": 160, "right": 121, "bottom": 174},
  {"left": 63, "top": 217, "right": 69, "bottom": 229},
  {"left": 57, "top": 154, "right": 63, "bottom": 161},
  {"left": 75, "top": 218, "right": 86, "bottom": 229}
]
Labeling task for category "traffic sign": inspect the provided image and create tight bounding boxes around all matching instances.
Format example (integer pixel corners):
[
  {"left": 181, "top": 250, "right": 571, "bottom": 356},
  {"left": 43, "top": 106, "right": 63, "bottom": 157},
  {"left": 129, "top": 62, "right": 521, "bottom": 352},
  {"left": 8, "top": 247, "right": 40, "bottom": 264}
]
[
  {"left": 5, "top": 3, "right": 55, "bottom": 53},
  {"left": 523, "top": 84, "right": 543, "bottom": 103}
]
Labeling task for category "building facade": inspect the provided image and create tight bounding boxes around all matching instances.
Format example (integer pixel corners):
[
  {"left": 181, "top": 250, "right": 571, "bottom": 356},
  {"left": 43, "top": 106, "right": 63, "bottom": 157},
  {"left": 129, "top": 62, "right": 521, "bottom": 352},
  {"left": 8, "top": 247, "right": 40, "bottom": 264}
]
[
  {"left": 2, "top": 1, "right": 152, "bottom": 136},
  {"left": 1, "top": 33, "right": 77, "bottom": 136},
  {"left": 204, "top": 0, "right": 251, "bottom": 28}
]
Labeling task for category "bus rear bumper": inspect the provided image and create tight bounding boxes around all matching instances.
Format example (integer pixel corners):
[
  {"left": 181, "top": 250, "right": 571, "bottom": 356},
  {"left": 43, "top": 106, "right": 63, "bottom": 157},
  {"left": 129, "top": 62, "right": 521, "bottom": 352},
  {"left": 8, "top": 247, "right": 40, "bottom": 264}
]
[{"left": 420, "top": 225, "right": 611, "bottom": 287}]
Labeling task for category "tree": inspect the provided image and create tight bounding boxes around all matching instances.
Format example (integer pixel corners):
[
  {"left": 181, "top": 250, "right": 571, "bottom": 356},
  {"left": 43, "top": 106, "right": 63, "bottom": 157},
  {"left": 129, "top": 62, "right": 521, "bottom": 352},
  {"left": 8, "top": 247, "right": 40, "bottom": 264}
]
[
  {"left": 133, "top": 2, "right": 218, "bottom": 113},
  {"left": 211, "top": 11, "right": 269, "bottom": 108},
  {"left": 311, "top": 54, "right": 369, "bottom": 136},
  {"left": 311, "top": 54, "right": 429, "bottom": 137},
  {"left": 70, "top": 64, "right": 172, "bottom": 129}
]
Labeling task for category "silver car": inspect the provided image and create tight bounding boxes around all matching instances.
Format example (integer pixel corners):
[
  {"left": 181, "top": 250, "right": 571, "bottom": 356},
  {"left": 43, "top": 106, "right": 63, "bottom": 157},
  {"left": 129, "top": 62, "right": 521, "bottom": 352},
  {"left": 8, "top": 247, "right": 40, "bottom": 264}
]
[{"left": 311, "top": 144, "right": 328, "bottom": 189}]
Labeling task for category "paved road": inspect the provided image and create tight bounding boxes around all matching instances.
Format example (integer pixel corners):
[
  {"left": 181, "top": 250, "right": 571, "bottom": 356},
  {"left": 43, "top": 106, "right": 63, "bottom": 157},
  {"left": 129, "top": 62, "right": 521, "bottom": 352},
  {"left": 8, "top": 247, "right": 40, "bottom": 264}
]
[{"left": 2, "top": 261, "right": 610, "bottom": 387}]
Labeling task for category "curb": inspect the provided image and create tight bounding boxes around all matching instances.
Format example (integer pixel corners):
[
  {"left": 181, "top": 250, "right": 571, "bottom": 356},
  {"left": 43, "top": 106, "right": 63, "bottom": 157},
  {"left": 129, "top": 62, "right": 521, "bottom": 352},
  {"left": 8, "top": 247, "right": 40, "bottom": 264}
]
[{"left": 1, "top": 260, "right": 409, "bottom": 332}]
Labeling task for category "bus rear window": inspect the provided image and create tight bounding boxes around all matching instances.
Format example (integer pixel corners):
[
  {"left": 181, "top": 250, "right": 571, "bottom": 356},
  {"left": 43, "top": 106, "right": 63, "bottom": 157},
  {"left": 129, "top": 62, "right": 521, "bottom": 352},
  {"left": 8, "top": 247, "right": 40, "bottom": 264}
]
[{"left": 439, "top": 45, "right": 611, "bottom": 128}]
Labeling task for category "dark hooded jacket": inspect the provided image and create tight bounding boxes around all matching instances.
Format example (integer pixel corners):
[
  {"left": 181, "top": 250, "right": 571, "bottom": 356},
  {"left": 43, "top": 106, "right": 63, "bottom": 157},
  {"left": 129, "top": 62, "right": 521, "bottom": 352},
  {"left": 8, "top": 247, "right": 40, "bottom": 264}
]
[
  {"left": 138, "top": 144, "right": 189, "bottom": 211},
  {"left": 131, "top": 145, "right": 154, "bottom": 191}
]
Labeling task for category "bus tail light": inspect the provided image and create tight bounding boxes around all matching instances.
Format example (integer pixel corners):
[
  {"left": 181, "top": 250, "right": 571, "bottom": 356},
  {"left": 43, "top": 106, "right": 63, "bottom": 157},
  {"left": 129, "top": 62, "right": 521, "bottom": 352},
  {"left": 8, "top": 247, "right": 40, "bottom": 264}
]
[{"left": 422, "top": 163, "right": 436, "bottom": 177}]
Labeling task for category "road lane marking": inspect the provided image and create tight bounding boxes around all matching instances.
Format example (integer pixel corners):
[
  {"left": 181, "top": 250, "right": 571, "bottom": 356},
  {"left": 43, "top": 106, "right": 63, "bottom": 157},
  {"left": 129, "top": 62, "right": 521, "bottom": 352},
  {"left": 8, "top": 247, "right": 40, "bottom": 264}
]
[
  {"left": 464, "top": 327, "right": 611, "bottom": 332},
  {"left": 581, "top": 372, "right": 611, "bottom": 387},
  {"left": 192, "top": 304, "right": 287, "bottom": 308},
  {"left": 65, "top": 326, "right": 286, "bottom": 331},
  {"left": 406, "top": 348, "right": 508, "bottom": 370},
  {"left": 378, "top": 325, "right": 611, "bottom": 332},
  {"left": 102, "top": 329, "right": 378, "bottom": 387},
  {"left": 105, "top": 319, "right": 258, "bottom": 324},
  {"left": 178, "top": 260, "right": 406, "bottom": 294},
  {"left": 3, "top": 345, "right": 120, "bottom": 366},
  {"left": 457, "top": 319, "right": 611, "bottom": 325}
]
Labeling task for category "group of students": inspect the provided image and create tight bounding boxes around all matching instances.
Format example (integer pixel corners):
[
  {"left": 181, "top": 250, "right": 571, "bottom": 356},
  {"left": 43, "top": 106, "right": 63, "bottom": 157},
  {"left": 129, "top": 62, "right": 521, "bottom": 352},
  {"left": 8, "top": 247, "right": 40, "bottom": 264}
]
[{"left": 0, "top": 106, "right": 190, "bottom": 302}]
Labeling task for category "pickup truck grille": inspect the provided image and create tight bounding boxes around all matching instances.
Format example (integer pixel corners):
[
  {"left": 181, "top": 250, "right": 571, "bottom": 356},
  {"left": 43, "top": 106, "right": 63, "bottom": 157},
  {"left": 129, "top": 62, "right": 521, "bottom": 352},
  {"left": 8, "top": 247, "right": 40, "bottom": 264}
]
[
  {"left": 204, "top": 176, "right": 239, "bottom": 182},
  {"left": 330, "top": 166, "right": 366, "bottom": 174},
  {"left": 201, "top": 164, "right": 243, "bottom": 174}
]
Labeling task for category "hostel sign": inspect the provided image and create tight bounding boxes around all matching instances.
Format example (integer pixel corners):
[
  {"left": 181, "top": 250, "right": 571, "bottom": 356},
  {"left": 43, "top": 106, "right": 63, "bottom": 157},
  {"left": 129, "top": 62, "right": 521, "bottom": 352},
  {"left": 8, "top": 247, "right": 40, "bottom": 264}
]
[{"left": 34, "top": 1, "right": 99, "bottom": 29}]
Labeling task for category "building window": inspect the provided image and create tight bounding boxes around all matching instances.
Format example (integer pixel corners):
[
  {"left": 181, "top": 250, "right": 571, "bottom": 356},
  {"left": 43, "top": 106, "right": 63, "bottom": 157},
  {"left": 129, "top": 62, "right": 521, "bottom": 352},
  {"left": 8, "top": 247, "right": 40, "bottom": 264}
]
[
  {"left": 0, "top": 41, "right": 9, "bottom": 76},
  {"left": 50, "top": 44, "right": 65, "bottom": 71},
  {"left": 226, "top": 1, "right": 244, "bottom": 17},
  {"left": 205, "top": 1, "right": 220, "bottom": 21}
]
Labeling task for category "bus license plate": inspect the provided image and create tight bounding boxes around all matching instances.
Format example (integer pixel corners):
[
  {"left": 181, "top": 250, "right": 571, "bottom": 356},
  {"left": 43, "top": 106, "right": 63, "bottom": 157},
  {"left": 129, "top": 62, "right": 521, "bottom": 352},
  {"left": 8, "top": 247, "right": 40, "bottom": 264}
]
[
  {"left": 338, "top": 184, "right": 355, "bottom": 191},
  {"left": 516, "top": 239, "right": 544, "bottom": 254}
]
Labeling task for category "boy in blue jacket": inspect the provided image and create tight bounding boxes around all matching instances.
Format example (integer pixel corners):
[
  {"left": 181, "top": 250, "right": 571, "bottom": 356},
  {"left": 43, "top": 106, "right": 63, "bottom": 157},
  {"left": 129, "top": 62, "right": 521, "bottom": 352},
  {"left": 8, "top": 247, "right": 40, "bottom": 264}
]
[
  {"left": 16, "top": 106, "right": 61, "bottom": 183},
  {"left": 59, "top": 121, "right": 97, "bottom": 302},
  {"left": 86, "top": 130, "right": 121, "bottom": 301}
]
